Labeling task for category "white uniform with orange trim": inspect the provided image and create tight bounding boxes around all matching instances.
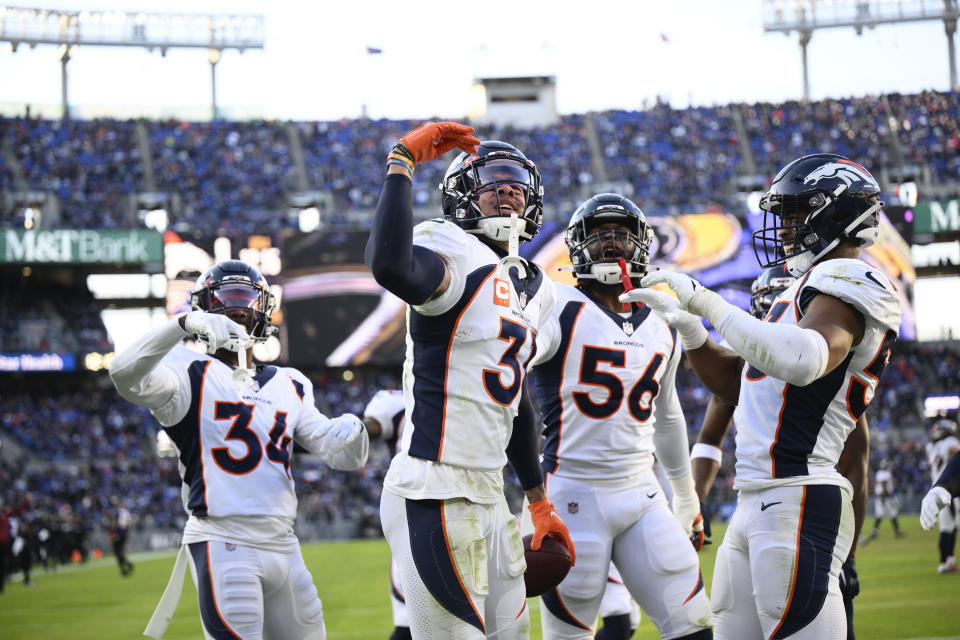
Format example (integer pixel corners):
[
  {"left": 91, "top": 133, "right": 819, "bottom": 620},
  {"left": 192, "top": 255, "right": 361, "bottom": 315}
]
[
  {"left": 873, "top": 468, "right": 900, "bottom": 518},
  {"left": 111, "top": 321, "right": 368, "bottom": 640},
  {"left": 713, "top": 258, "right": 902, "bottom": 640},
  {"left": 529, "top": 283, "right": 711, "bottom": 639},
  {"left": 362, "top": 390, "right": 410, "bottom": 629},
  {"left": 927, "top": 436, "right": 960, "bottom": 531},
  {"left": 379, "top": 219, "right": 555, "bottom": 639}
]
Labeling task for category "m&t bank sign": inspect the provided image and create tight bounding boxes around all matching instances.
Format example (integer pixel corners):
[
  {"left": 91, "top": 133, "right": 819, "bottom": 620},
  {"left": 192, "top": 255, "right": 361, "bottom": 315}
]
[{"left": 0, "top": 229, "right": 163, "bottom": 265}]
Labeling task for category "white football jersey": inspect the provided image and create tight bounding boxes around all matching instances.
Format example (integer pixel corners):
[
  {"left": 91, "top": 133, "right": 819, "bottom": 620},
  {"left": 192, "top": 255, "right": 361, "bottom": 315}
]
[
  {"left": 927, "top": 436, "right": 960, "bottom": 481},
  {"left": 363, "top": 389, "right": 406, "bottom": 452},
  {"left": 386, "top": 220, "right": 555, "bottom": 503},
  {"left": 530, "top": 284, "right": 681, "bottom": 481},
  {"left": 155, "top": 345, "right": 318, "bottom": 520},
  {"left": 733, "top": 258, "right": 902, "bottom": 490},
  {"left": 874, "top": 468, "right": 894, "bottom": 496}
]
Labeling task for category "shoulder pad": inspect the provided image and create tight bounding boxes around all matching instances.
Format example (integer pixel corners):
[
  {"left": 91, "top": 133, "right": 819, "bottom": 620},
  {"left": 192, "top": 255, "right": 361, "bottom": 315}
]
[{"left": 803, "top": 259, "right": 902, "bottom": 331}]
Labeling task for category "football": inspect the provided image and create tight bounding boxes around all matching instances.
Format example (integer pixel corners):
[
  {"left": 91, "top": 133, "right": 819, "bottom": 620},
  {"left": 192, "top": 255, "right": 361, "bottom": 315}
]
[{"left": 522, "top": 533, "right": 573, "bottom": 597}]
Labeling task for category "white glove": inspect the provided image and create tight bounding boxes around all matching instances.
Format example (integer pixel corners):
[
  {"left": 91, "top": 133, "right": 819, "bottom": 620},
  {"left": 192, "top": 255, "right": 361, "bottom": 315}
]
[
  {"left": 619, "top": 288, "right": 708, "bottom": 349},
  {"left": 183, "top": 311, "right": 250, "bottom": 355},
  {"left": 920, "top": 486, "right": 952, "bottom": 531},
  {"left": 638, "top": 270, "right": 729, "bottom": 321},
  {"left": 322, "top": 414, "right": 370, "bottom": 470},
  {"left": 672, "top": 490, "right": 702, "bottom": 538}
]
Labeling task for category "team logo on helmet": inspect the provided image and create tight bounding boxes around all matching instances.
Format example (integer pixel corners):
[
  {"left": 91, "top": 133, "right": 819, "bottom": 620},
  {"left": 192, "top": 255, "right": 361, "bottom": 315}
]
[{"left": 803, "top": 160, "right": 877, "bottom": 188}]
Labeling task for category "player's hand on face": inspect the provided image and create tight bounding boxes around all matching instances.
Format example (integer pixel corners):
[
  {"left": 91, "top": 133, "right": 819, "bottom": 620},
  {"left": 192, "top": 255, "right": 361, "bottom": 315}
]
[
  {"left": 184, "top": 311, "right": 250, "bottom": 355},
  {"left": 397, "top": 121, "right": 481, "bottom": 165},
  {"left": 920, "top": 486, "right": 952, "bottom": 530},
  {"left": 528, "top": 498, "right": 576, "bottom": 565}
]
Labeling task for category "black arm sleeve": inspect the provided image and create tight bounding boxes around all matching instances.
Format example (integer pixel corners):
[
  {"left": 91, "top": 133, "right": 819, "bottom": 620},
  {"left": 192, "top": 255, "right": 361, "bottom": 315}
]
[
  {"left": 506, "top": 384, "right": 544, "bottom": 491},
  {"left": 936, "top": 451, "right": 960, "bottom": 498},
  {"left": 364, "top": 173, "right": 447, "bottom": 305}
]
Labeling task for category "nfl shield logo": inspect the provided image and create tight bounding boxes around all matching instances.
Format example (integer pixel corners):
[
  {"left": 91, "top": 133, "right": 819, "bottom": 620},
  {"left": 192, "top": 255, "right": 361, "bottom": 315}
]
[
  {"left": 519, "top": 291, "right": 528, "bottom": 307},
  {"left": 622, "top": 321, "right": 634, "bottom": 335},
  {"left": 567, "top": 502, "right": 579, "bottom": 514}
]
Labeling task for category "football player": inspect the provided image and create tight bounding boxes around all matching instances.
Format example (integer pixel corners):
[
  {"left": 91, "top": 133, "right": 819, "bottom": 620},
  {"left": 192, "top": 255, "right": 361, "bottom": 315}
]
[
  {"left": 110, "top": 502, "right": 134, "bottom": 577},
  {"left": 690, "top": 266, "right": 870, "bottom": 639},
  {"left": 365, "top": 122, "right": 574, "bottom": 638},
  {"left": 623, "top": 154, "right": 902, "bottom": 639},
  {"left": 110, "top": 259, "right": 369, "bottom": 640},
  {"left": 529, "top": 193, "right": 712, "bottom": 639},
  {"left": 361, "top": 389, "right": 410, "bottom": 640},
  {"left": 862, "top": 457, "right": 904, "bottom": 543},
  {"left": 922, "top": 418, "right": 960, "bottom": 573}
]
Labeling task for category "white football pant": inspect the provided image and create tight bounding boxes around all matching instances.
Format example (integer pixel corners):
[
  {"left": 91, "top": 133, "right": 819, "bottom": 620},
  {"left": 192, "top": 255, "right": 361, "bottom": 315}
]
[
  {"left": 380, "top": 489, "right": 529, "bottom": 639},
  {"left": 540, "top": 472, "right": 712, "bottom": 639},
  {"left": 712, "top": 484, "right": 853, "bottom": 640},
  {"left": 185, "top": 540, "right": 325, "bottom": 640}
]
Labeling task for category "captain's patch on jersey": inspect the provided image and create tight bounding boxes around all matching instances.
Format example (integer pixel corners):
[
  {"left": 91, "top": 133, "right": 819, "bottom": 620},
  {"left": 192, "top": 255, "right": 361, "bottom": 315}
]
[{"left": 494, "top": 278, "right": 511, "bottom": 307}]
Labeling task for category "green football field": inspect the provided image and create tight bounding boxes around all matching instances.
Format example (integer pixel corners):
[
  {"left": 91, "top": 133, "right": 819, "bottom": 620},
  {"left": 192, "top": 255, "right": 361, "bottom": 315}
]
[{"left": 0, "top": 516, "right": 956, "bottom": 639}]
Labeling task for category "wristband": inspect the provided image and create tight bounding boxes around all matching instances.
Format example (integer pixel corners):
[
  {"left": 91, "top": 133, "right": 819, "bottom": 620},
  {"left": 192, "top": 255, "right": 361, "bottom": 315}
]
[
  {"left": 392, "top": 142, "right": 415, "bottom": 162},
  {"left": 386, "top": 157, "right": 414, "bottom": 173},
  {"left": 691, "top": 443, "right": 723, "bottom": 464}
]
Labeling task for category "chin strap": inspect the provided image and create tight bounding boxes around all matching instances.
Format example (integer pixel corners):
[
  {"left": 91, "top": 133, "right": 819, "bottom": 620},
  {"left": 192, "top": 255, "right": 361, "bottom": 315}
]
[
  {"left": 231, "top": 337, "right": 258, "bottom": 390},
  {"left": 497, "top": 213, "right": 529, "bottom": 279}
]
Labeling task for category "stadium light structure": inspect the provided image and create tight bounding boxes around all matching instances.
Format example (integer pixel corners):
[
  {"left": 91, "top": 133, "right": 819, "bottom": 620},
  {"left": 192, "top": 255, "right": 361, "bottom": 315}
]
[
  {"left": 0, "top": 6, "right": 264, "bottom": 119},
  {"left": 762, "top": 0, "right": 960, "bottom": 100}
]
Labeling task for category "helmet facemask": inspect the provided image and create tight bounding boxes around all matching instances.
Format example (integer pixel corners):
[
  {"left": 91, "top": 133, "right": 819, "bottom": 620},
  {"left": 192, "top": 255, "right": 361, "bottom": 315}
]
[
  {"left": 755, "top": 184, "right": 882, "bottom": 277},
  {"left": 442, "top": 152, "right": 543, "bottom": 243},
  {"left": 191, "top": 277, "right": 277, "bottom": 342},
  {"left": 754, "top": 154, "right": 883, "bottom": 277},
  {"left": 567, "top": 211, "right": 653, "bottom": 285}
]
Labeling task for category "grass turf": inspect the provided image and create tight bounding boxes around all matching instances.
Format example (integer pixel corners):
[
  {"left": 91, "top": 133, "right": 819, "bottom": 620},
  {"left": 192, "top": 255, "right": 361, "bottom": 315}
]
[{"left": 0, "top": 516, "right": 957, "bottom": 639}]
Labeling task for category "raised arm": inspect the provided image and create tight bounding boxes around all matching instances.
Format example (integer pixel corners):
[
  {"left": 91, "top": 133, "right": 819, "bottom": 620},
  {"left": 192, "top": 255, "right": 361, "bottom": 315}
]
[{"left": 364, "top": 122, "right": 478, "bottom": 305}]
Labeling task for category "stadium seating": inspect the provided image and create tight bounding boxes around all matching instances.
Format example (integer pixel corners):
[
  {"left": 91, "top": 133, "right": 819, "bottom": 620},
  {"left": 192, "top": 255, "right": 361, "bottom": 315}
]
[{"left": 3, "top": 90, "right": 957, "bottom": 231}]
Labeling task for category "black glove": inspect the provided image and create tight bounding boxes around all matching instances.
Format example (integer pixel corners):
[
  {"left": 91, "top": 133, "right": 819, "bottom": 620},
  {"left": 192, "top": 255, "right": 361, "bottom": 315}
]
[
  {"left": 701, "top": 503, "right": 713, "bottom": 539},
  {"left": 839, "top": 557, "right": 860, "bottom": 600}
]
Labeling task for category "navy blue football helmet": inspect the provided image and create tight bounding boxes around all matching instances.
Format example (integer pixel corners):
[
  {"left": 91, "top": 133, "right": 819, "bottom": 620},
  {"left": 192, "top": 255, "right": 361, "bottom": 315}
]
[
  {"left": 755, "top": 154, "right": 883, "bottom": 277},
  {"left": 191, "top": 260, "right": 277, "bottom": 340},
  {"left": 749, "top": 264, "right": 797, "bottom": 319},
  {"left": 440, "top": 140, "right": 543, "bottom": 243},
  {"left": 566, "top": 193, "right": 654, "bottom": 285}
]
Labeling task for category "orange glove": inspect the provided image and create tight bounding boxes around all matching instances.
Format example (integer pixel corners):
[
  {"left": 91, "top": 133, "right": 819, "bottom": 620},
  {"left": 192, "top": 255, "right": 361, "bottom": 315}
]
[
  {"left": 397, "top": 121, "right": 481, "bottom": 165},
  {"left": 528, "top": 498, "right": 576, "bottom": 565}
]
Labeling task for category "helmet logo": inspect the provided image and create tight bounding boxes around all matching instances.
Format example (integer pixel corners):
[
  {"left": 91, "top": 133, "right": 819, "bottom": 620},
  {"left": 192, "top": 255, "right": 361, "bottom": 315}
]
[
  {"left": 803, "top": 160, "right": 877, "bottom": 188},
  {"left": 462, "top": 154, "right": 479, "bottom": 167}
]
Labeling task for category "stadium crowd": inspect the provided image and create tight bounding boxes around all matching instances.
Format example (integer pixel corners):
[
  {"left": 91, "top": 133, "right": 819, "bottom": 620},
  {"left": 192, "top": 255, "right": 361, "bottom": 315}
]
[
  {"left": 0, "top": 284, "right": 111, "bottom": 354},
  {"left": 2, "top": 90, "right": 958, "bottom": 233}
]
